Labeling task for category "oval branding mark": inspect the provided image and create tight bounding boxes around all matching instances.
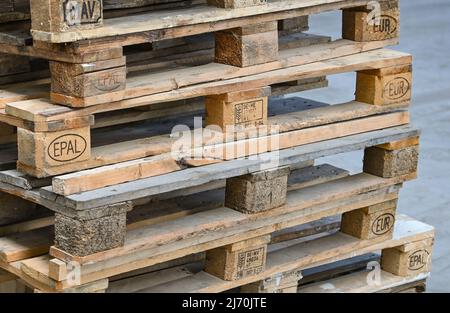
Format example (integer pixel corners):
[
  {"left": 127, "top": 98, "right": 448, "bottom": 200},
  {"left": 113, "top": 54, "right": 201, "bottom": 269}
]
[
  {"left": 94, "top": 73, "right": 124, "bottom": 92},
  {"left": 48, "top": 134, "right": 87, "bottom": 162},
  {"left": 63, "top": 0, "right": 103, "bottom": 27},
  {"left": 373, "top": 15, "right": 398, "bottom": 35},
  {"left": 371, "top": 213, "right": 395, "bottom": 235},
  {"left": 383, "top": 77, "right": 410, "bottom": 100},
  {"left": 408, "top": 249, "right": 430, "bottom": 271}
]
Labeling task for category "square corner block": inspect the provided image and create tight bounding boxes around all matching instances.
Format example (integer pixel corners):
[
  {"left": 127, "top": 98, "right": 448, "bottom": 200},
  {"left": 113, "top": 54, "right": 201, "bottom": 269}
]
[
  {"left": 31, "top": 0, "right": 103, "bottom": 33},
  {"left": 205, "top": 235, "right": 270, "bottom": 281},
  {"left": 381, "top": 239, "right": 433, "bottom": 277},
  {"left": 356, "top": 68, "right": 412, "bottom": 105},
  {"left": 363, "top": 145, "right": 419, "bottom": 178},
  {"left": 225, "top": 167, "right": 290, "bottom": 213},
  {"left": 18, "top": 126, "right": 91, "bottom": 172},
  {"left": 50, "top": 58, "right": 126, "bottom": 98},
  {"left": 215, "top": 22, "right": 279, "bottom": 67},
  {"left": 54, "top": 203, "right": 129, "bottom": 257},
  {"left": 205, "top": 87, "right": 270, "bottom": 129},
  {"left": 341, "top": 199, "right": 397, "bottom": 240},
  {"left": 342, "top": 7, "right": 399, "bottom": 42}
]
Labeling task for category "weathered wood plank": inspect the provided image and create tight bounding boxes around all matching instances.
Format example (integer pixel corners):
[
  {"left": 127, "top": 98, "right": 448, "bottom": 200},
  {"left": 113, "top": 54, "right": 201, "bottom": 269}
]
[{"left": 24, "top": 181, "right": 402, "bottom": 288}]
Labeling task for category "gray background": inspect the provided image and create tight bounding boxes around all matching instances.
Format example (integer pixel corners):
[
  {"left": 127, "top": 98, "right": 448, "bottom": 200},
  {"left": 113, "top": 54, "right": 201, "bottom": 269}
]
[{"left": 298, "top": 0, "right": 450, "bottom": 292}]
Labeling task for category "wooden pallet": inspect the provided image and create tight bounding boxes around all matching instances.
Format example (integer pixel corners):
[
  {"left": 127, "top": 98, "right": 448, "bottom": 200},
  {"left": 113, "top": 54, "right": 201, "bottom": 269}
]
[
  {"left": 0, "top": 0, "right": 399, "bottom": 106},
  {"left": 0, "top": 48, "right": 412, "bottom": 179},
  {"left": 0, "top": 123, "right": 421, "bottom": 289},
  {"left": 0, "top": 215, "right": 432, "bottom": 294},
  {"left": 0, "top": 119, "right": 418, "bottom": 254},
  {"left": 0, "top": 123, "right": 421, "bottom": 258}
]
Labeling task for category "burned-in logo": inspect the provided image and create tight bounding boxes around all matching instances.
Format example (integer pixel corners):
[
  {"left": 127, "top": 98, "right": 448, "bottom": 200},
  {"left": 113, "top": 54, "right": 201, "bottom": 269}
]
[
  {"left": 383, "top": 77, "right": 410, "bottom": 100},
  {"left": 371, "top": 213, "right": 395, "bottom": 235},
  {"left": 48, "top": 134, "right": 87, "bottom": 162}
]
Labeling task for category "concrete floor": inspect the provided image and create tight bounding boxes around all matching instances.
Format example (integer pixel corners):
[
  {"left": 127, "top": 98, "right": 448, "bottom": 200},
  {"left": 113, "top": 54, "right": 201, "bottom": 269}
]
[{"left": 297, "top": 0, "right": 450, "bottom": 292}]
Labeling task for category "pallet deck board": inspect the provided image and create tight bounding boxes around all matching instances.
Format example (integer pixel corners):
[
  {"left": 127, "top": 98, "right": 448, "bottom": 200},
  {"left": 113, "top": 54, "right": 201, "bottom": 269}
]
[{"left": 19, "top": 183, "right": 400, "bottom": 289}]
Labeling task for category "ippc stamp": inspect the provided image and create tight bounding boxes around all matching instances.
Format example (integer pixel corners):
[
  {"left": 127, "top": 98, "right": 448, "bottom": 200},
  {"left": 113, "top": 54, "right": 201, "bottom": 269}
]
[
  {"left": 205, "top": 236, "right": 270, "bottom": 281},
  {"left": 234, "top": 99, "right": 265, "bottom": 126},
  {"left": 17, "top": 126, "right": 91, "bottom": 177},
  {"left": 48, "top": 134, "right": 88, "bottom": 162}
]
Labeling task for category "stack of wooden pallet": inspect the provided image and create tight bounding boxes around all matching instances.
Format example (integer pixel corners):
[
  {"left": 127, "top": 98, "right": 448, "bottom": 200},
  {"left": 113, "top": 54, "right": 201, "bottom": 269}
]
[{"left": 0, "top": 0, "right": 434, "bottom": 293}]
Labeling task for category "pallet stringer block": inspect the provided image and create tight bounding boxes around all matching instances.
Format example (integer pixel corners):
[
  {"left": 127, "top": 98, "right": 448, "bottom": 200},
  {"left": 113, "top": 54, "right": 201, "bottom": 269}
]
[
  {"left": 53, "top": 202, "right": 131, "bottom": 257},
  {"left": 215, "top": 21, "right": 279, "bottom": 67},
  {"left": 49, "top": 56, "right": 126, "bottom": 102},
  {"left": 205, "top": 235, "right": 271, "bottom": 281},
  {"left": 225, "top": 166, "right": 290, "bottom": 214},
  {"left": 342, "top": 0, "right": 399, "bottom": 42},
  {"left": 341, "top": 198, "right": 398, "bottom": 240},
  {"left": 49, "top": 48, "right": 126, "bottom": 107},
  {"left": 381, "top": 238, "right": 434, "bottom": 277},
  {"left": 363, "top": 136, "right": 419, "bottom": 179},
  {"left": 17, "top": 126, "right": 91, "bottom": 178}
]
